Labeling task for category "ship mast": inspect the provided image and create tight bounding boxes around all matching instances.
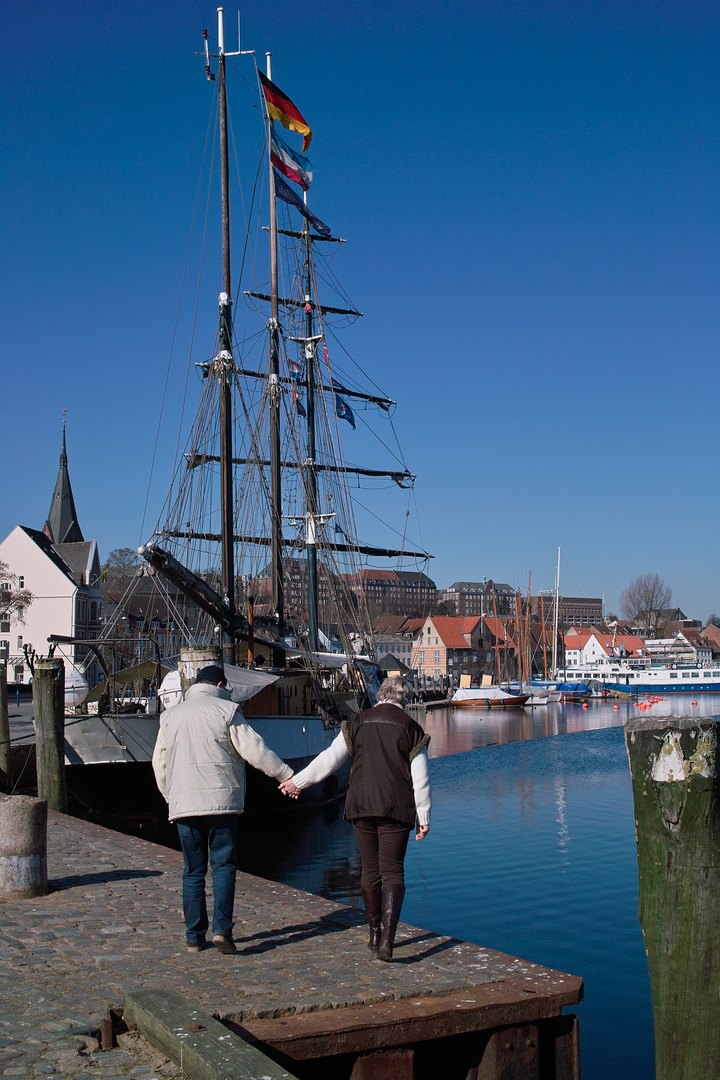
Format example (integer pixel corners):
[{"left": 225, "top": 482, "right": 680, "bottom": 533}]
[
  {"left": 215, "top": 9, "right": 236, "bottom": 665},
  {"left": 552, "top": 545, "right": 561, "bottom": 677},
  {"left": 266, "top": 53, "right": 285, "bottom": 659}
]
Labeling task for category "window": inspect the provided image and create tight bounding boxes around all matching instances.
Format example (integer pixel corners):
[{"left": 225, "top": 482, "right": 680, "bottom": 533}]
[
  {"left": 434, "top": 651, "right": 440, "bottom": 663},
  {"left": 18, "top": 577, "right": 24, "bottom": 589},
  {"left": 0, "top": 621, "right": 9, "bottom": 634},
  {"left": 670, "top": 673, "right": 677, "bottom": 679},
  {"left": 17, "top": 636, "right": 22, "bottom": 650},
  {"left": 419, "top": 651, "right": 425, "bottom": 663}
]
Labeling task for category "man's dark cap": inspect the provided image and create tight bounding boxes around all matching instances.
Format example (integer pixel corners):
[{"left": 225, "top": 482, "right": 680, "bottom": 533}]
[{"left": 196, "top": 664, "right": 227, "bottom": 686}]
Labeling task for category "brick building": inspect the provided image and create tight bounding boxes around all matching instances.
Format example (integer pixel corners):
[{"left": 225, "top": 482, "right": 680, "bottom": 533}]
[{"left": 342, "top": 568, "right": 436, "bottom": 617}]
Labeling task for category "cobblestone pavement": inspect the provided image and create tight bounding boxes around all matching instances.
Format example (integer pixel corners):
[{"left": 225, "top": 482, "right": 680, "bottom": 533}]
[{"left": 0, "top": 811, "right": 575, "bottom": 1080}]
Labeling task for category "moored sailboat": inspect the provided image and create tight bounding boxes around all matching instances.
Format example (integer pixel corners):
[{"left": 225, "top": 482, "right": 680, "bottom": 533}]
[{"left": 93, "top": 10, "right": 431, "bottom": 801}]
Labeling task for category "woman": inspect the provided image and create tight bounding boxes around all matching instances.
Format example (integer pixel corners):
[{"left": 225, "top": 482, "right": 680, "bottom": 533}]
[{"left": 280, "top": 676, "right": 431, "bottom": 962}]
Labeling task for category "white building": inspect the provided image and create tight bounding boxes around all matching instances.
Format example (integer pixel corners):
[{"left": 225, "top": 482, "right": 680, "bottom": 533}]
[
  {"left": 0, "top": 429, "right": 102, "bottom": 684},
  {"left": 563, "top": 631, "right": 646, "bottom": 673}
]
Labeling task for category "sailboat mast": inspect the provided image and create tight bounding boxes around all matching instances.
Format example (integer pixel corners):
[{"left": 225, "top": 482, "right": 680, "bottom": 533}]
[
  {"left": 266, "top": 52, "right": 285, "bottom": 647},
  {"left": 217, "top": 8, "right": 236, "bottom": 662},
  {"left": 303, "top": 226, "right": 320, "bottom": 652},
  {"left": 552, "top": 545, "right": 561, "bottom": 677}
]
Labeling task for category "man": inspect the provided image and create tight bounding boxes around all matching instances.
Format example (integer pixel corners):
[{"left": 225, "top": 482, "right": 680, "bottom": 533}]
[{"left": 152, "top": 664, "right": 294, "bottom": 954}]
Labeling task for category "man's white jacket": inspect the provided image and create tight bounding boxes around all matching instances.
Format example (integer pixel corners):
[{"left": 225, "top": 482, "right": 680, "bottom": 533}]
[{"left": 152, "top": 682, "right": 294, "bottom": 821}]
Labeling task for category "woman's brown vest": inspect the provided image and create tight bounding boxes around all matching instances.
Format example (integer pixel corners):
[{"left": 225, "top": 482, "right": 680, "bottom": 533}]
[{"left": 341, "top": 703, "right": 429, "bottom": 827}]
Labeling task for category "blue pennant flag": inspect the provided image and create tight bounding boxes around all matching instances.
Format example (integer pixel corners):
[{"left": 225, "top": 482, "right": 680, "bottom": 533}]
[
  {"left": 335, "top": 393, "right": 355, "bottom": 428},
  {"left": 273, "top": 170, "right": 331, "bottom": 237}
]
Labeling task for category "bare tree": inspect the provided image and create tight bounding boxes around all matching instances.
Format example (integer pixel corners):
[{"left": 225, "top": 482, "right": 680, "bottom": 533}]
[
  {"left": 101, "top": 547, "right": 140, "bottom": 606},
  {"left": 619, "top": 573, "right": 672, "bottom": 637},
  {"left": 0, "top": 559, "right": 34, "bottom": 629}
]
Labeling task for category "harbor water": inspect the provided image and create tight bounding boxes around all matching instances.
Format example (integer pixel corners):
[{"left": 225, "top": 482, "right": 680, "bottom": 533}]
[
  {"left": 95, "top": 693, "right": 720, "bottom": 1078},
  {"left": 232, "top": 695, "right": 720, "bottom": 1080}
]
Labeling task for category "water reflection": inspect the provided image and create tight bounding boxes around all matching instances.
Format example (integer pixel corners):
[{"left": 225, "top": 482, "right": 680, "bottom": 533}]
[{"left": 420, "top": 694, "right": 720, "bottom": 757}]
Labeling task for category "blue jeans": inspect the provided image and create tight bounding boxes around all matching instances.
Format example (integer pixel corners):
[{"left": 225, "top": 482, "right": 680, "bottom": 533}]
[{"left": 176, "top": 815, "right": 238, "bottom": 944}]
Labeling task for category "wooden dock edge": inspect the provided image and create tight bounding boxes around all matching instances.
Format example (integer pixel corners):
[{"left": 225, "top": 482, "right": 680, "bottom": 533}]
[{"left": 123, "top": 989, "right": 297, "bottom": 1080}]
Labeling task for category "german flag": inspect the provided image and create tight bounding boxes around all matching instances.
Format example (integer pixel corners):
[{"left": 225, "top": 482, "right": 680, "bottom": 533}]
[{"left": 259, "top": 71, "right": 312, "bottom": 152}]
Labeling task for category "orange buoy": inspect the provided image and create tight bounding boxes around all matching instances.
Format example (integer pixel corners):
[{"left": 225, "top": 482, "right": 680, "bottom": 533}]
[
  {"left": 692, "top": 700, "right": 698, "bottom": 706},
  {"left": 582, "top": 703, "right": 588, "bottom": 709},
  {"left": 613, "top": 705, "right": 620, "bottom": 711}
]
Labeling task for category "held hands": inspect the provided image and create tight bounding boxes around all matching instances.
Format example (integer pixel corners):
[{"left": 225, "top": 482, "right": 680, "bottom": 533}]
[
  {"left": 415, "top": 824, "right": 430, "bottom": 841},
  {"left": 279, "top": 777, "right": 300, "bottom": 799}
]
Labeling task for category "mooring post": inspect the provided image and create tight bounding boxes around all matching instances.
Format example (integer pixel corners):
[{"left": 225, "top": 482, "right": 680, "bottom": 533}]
[
  {"left": 33, "top": 660, "right": 67, "bottom": 813},
  {"left": 0, "top": 794, "right": 48, "bottom": 897},
  {"left": 625, "top": 716, "right": 720, "bottom": 1079},
  {"left": 0, "top": 663, "right": 10, "bottom": 784}
]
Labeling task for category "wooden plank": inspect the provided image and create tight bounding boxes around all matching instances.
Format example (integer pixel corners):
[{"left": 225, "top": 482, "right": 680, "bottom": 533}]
[
  {"left": 123, "top": 989, "right": 297, "bottom": 1080},
  {"left": 231, "top": 978, "right": 583, "bottom": 1060},
  {"left": 476, "top": 1023, "right": 539, "bottom": 1079},
  {"left": 350, "top": 1048, "right": 414, "bottom": 1080},
  {"left": 545, "top": 1015, "right": 581, "bottom": 1080}
]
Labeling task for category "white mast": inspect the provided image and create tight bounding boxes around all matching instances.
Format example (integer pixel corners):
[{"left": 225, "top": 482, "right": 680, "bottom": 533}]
[{"left": 552, "top": 546, "right": 561, "bottom": 677}]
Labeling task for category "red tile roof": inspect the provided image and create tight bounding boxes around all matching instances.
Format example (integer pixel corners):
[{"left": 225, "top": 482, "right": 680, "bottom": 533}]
[
  {"left": 427, "top": 615, "right": 482, "bottom": 648},
  {"left": 563, "top": 630, "right": 645, "bottom": 656}
]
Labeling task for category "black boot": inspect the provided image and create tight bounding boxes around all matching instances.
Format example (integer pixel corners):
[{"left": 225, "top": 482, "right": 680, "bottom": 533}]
[
  {"left": 376, "top": 883, "right": 405, "bottom": 962},
  {"left": 361, "top": 885, "right": 382, "bottom": 954}
]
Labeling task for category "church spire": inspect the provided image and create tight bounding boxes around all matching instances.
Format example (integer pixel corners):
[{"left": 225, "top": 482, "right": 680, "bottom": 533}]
[{"left": 43, "top": 416, "right": 84, "bottom": 545}]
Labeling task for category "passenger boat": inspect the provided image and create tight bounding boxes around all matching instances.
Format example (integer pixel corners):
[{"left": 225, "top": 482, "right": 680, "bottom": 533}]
[{"left": 565, "top": 665, "right": 720, "bottom": 696}]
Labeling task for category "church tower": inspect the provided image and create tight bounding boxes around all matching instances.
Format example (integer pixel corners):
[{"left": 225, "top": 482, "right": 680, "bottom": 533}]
[{"left": 43, "top": 422, "right": 84, "bottom": 545}]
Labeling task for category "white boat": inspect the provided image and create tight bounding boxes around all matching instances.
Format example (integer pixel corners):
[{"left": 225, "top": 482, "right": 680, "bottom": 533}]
[
  {"left": 451, "top": 686, "right": 530, "bottom": 709},
  {"left": 566, "top": 665, "right": 720, "bottom": 696}
]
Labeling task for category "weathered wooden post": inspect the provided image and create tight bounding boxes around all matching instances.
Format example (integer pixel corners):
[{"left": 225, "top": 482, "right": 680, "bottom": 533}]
[
  {"left": 33, "top": 659, "right": 67, "bottom": 813},
  {"left": 0, "top": 663, "right": 10, "bottom": 785},
  {"left": 625, "top": 716, "right": 720, "bottom": 1079},
  {"left": 0, "top": 794, "right": 48, "bottom": 897}
]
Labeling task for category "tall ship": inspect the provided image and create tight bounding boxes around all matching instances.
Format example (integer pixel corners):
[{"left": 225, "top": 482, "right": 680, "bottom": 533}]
[{"left": 88, "top": 9, "right": 431, "bottom": 800}]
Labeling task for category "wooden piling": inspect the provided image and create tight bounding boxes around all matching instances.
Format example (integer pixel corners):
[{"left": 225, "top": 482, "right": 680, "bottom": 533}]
[
  {"left": 625, "top": 716, "right": 720, "bottom": 1079},
  {"left": 33, "top": 660, "right": 67, "bottom": 813},
  {"left": 0, "top": 664, "right": 10, "bottom": 785},
  {"left": 0, "top": 794, "right": 48, "bottom": 898}
]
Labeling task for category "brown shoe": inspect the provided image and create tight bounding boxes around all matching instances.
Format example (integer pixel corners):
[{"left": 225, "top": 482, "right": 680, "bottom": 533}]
[{"left": 212, "top": 933, "right": 237, "bottom": 955}]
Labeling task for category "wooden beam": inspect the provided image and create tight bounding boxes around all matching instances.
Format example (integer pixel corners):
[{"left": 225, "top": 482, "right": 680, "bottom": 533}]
[
  {"left": 230, "top": 979, "right": 583, "bottom": 1060},
  {"left": 123, "top": 989, "right": 297, "bottom": 1080}
]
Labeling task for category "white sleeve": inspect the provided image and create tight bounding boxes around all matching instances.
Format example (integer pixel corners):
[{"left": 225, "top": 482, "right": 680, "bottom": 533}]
[
  {"left": 229, "top": 715, "right": 294, "bottom": 781},
  {"left": 151, "top": 726, "right": 168, "bottom": 801},
  {"left": 411, "top": 748, "right": 431, "bottom": 826},
  {"left": 292, "top": 731, "right": 349, "bottom": 790}
]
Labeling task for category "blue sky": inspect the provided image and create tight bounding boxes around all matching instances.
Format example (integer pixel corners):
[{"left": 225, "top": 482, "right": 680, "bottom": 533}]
[{"left": 2, "top": 0, "right": 718, "bottom": 618}]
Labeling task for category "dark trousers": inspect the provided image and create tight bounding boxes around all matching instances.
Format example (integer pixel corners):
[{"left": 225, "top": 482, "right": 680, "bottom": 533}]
[
  {"left": 176, "top": 814, "right": 238, "bottom": 945},
  {"left": 353, "top": 817, "right": 411, "bottom": 890}
]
